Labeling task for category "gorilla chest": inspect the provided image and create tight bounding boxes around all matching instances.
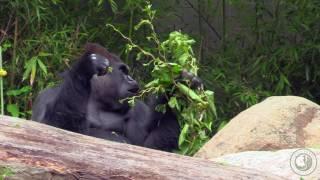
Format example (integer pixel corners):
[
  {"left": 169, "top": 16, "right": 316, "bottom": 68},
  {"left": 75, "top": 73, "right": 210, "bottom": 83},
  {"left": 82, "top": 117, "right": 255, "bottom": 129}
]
[{"left": 97, "top": 111, "right": 127, "bottom": 131}]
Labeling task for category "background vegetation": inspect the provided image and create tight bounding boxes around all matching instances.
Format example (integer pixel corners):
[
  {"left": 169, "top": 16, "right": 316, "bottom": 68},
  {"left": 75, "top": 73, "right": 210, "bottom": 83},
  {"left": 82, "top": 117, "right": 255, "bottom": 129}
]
[{"left": 0, "top": 0, "right": 319, "bottom": 154}]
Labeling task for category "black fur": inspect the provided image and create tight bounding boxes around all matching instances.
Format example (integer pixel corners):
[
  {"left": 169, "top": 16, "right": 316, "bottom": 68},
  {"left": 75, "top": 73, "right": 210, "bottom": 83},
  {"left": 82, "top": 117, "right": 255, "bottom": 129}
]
[{"left": 32, "top": 43, "right": 111, "bottom": 133}]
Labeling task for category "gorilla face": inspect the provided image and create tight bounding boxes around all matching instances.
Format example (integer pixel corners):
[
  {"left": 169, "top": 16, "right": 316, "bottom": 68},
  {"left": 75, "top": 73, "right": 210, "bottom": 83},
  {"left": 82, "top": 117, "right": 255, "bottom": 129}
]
[
  {"left": 90, "top": 54, "right": 139, "bottom": 107},
  {"left": 116, "top": 63, "right": 140, "bottom": 99}
]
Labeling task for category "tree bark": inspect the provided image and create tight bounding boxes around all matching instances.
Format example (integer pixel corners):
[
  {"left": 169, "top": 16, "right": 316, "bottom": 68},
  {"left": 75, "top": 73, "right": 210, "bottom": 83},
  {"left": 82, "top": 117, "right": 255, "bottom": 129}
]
[{"left": 0, "top": 115, "right": 285, "bottom": 180}]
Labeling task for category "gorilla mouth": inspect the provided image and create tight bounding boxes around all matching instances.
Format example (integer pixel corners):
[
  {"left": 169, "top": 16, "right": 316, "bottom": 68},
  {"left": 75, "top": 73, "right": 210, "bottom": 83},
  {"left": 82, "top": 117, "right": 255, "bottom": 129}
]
[{"left": 128, "top": 87, "right": 139, "bottom": 94}]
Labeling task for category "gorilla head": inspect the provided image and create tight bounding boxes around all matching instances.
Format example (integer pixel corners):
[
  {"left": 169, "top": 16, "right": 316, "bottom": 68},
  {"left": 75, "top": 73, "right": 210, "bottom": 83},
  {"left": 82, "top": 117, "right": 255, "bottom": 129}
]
[
  {"left": 86, "top": 46, "right": 141, "bottom": 141},
  {"left": 89, "top": 50, "right": 139, "bottom": 110}
]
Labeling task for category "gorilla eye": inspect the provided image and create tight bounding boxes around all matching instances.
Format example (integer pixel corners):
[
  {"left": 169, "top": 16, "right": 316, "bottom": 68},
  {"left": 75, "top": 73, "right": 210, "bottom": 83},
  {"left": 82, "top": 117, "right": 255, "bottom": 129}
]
[{"left": 119, "top": 65, "right": 129, "bottom": 75}]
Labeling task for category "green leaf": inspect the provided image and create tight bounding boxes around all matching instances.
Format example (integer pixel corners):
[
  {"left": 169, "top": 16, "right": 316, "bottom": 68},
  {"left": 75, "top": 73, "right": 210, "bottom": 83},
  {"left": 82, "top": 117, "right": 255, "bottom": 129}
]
[
  {"left": 178, "top": 143, "right": 190, "bottom": 155},
  {"left": 217, "top": 121, "right": 228, "bottom": 131},
  {"left": 23, "top": 57, "right": 38, "bottom": 84},
  {"left": 23, "top": 60, "right": 33, "bottom": 81},
  {"left": 168, "top": 97, "right": 180, "bottom": 110},
  {"left": 179, "top": 124, "right": 189, "bottom": 146},
  {"left": 38, "top": 52, "right": 52, "bottom": 57},
  {"left": 108, "top": 0, "right": 118, "bottom": 13},
  {"left": 7, "top": 86, "right": 31, "bottom": 96},
  {"left": 1, "top": 42, "right": 12, "bottom": 52},
  {"left": 204, "top": 121, "right": 213, "bottom": 131},
  {"left": 136, "top": 52, "right": 143, "bottom": 61},
  {"left": 205, "top": 90, "right": 217, "bottom": 117},
  {"left": 159, "top": 72, "right": 171, "bottom": 83},
  {"left": 199, "top": 130, "right": 207, "bottom": 139},
  {"left": 98, "top": 0, "right": 104, "bottom": 6},
  {"left": 7, "top": 104, "right": 19, "bottom": 117},
  {"left": 145, "top": 79, "right": 159, "bottom": 88},
  {"left": 178, "top": 53, "right": 189, "bottom": 65},
  {"left": 177, "top": 83, "right": 204, "bottom": 103},
  {"left": 30, "top": 58, "right": 37, "bottom": 85},
  {"left": 37, "top": 59, "right": 47, "bottom": 75},
  {"left": 168, "top": 63, "right": 182, "bottom": 74}
]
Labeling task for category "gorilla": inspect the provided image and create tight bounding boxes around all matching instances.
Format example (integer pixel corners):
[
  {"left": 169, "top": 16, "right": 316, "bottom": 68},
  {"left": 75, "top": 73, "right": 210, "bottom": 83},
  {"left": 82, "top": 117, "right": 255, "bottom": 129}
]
[
  {"left": 87, "top": 73, "right": 180, "bottom": 151},
  {"left": 32, "top": 43, "right": 112, "bottom": 133},
  {"left": 32, "top": 43, "right": 181, "bottom": 151}
]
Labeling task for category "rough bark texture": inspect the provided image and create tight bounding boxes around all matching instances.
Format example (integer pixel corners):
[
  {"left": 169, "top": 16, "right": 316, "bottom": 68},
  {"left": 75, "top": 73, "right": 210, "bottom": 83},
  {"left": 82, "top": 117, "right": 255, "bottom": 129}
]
[{"left": 0, "top": 115, "right": 284, "bottom": 180}]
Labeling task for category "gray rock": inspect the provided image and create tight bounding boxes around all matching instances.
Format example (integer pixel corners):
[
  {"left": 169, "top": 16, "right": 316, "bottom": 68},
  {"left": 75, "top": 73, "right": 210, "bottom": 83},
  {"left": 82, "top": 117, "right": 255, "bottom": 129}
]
[
  {"left": 195, "top": 96, "right": 320, "bottom": 159},
  {"left": 212, "top": 149, "right": 320, "bottom": 179}
]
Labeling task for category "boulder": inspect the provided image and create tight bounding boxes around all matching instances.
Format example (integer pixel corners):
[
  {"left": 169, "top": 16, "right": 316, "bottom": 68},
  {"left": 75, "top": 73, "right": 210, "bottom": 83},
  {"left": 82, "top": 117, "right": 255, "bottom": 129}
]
[
  {"left": 195, "top": 96, "right": 320, "bottom": 159},
  {"left": 212, "top": 148, "right": 320, "bottom": 179}
]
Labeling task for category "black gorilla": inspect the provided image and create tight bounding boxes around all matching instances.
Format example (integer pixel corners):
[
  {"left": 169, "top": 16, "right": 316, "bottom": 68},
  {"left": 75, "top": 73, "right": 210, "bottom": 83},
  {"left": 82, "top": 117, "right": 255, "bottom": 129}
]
[
  {"left": 87, "top": 74, "right": 180, "bottom": 151},
  {"left": 32, "top": 43, "right": 113, "bottom": 133},
  {"left": 32, "top": 43, "right": 180, "bottom": 151}
]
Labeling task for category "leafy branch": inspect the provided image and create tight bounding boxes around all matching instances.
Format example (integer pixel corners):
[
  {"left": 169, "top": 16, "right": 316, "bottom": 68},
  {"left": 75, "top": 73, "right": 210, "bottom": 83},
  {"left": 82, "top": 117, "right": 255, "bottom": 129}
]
[{"left": 107, "top": 2, "right": 216, "bottom": 155}]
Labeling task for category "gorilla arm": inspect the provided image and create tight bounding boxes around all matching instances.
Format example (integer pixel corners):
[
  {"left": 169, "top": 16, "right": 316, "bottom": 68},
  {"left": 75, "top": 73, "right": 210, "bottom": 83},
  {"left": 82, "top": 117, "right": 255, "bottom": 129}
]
[
  {"left": 143, "top": 109, "right": 180, "bottom": 151},
  {"left": 31, "top": 86, "right": 61, "bottom": 122},
  {"left": 124, "top": 97, "right": 180, "bottom": 152},
  {"left": 124, "top": 100, "right": 154, "bottom": 146},
  {"left": 33, "top": 43, "right": 111, "bottom": 133}
]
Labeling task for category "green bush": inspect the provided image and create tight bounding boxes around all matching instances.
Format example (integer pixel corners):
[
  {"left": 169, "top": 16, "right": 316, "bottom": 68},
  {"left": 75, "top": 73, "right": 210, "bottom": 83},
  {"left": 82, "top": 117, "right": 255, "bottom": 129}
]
[{"left": 108, "top": 3, "right": 216, "bottom": 155}]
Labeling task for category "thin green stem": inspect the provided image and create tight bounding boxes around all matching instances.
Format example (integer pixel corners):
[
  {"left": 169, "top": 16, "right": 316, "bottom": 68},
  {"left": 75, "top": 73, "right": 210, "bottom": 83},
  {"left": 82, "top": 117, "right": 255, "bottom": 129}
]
[
  {"left": 0, "top": 46, "right": 4, "bottom": 115},
  {"left": 107, "top": 24, "right": 157, "bottom": 61}
]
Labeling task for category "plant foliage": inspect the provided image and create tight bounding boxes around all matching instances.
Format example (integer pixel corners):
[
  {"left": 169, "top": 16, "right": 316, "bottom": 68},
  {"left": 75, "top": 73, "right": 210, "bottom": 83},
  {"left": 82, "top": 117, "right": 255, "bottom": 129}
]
[{"left": 108, "top": 3, "right": 216, "bottom": 155}]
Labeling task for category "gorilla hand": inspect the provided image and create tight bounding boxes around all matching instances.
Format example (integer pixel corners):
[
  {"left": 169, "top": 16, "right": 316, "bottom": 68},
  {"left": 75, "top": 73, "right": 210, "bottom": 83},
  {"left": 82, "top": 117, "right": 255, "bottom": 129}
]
[
  {"left": 180, "top": 69, "right": 203, "bottom": 89},
  {"left": 146, "top": 70, "right": 203, "bottom": 109},
  {"left": 88, "top": 53, "right": 110, "bottom": 76}
]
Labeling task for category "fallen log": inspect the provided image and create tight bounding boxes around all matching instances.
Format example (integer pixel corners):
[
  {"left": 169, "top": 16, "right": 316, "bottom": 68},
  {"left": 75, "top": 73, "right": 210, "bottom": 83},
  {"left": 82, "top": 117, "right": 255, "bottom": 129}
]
[{"left": 0, "top": 115, "right": 285, "bottom": 180}]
